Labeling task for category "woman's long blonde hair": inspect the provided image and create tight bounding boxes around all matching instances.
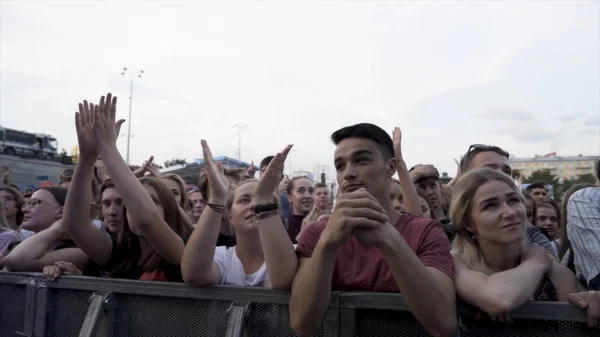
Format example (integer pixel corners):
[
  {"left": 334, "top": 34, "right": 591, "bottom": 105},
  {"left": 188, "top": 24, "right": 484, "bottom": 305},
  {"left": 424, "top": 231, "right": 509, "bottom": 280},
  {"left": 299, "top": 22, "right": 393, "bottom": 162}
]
[{"left": 450, "top": 168, "right": 525, "bottom": 275}]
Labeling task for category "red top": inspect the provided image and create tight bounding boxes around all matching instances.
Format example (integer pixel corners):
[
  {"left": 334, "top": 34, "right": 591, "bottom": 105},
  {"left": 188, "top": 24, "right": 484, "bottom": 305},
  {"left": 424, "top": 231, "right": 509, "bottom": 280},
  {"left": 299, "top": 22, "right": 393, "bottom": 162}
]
[{"left": 296, "top": 213, "right": 453, "bottom": 292}]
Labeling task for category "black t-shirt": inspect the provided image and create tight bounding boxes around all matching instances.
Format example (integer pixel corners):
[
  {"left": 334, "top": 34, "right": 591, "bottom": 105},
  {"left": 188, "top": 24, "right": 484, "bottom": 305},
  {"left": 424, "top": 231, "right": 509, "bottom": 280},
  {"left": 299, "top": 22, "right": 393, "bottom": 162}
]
[{"left": 103, "top": 237, "right": 184, "bottom": 282}]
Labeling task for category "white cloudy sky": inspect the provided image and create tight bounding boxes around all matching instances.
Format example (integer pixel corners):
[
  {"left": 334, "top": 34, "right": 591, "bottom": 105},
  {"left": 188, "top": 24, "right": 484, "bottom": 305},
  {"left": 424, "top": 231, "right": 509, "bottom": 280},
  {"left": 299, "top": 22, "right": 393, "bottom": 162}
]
[{"left": 1, "top": 1, "right": 598, "bottom": 176}]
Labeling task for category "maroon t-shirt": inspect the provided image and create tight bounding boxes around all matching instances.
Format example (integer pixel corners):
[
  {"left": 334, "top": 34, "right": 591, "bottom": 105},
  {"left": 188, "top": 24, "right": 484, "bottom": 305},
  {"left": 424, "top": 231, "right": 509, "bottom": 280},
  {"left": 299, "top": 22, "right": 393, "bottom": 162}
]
[{"left": 296, "top": 213, "right": 453, "bottom": 292}]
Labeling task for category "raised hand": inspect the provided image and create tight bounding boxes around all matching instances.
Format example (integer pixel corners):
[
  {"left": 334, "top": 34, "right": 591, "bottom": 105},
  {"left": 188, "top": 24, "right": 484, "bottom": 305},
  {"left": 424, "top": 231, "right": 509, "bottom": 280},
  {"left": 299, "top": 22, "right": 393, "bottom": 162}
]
[
  {"left": 322, "top": 188, "right": 388, "bottom": 248},
  {"left": 75, "top": 101, "right": 98, "bottom": 158},
  {"left": 133, "top": 156, "right": 156, "bottom": 178},
  {"left": 245, "top": 161, "right": 256, "bottom": 179},
  {"left": 392, "top": 127, "right": 402, "bottom": 160},
  {"left": 255, "top": 145, "right": 292, "bottom": 204},
  {"left": 201, "top": 140, "right": 230, "bottom": 202},
  {"left": 92, "top": 93, "right": 125, "bottom": 150}
]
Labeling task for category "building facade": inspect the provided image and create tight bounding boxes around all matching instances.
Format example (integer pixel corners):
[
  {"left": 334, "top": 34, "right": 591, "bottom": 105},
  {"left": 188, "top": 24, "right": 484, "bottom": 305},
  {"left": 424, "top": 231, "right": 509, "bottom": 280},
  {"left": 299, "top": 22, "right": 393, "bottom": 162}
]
[{"left": 510, "top": 153, "right": 598, "bottom": 182}]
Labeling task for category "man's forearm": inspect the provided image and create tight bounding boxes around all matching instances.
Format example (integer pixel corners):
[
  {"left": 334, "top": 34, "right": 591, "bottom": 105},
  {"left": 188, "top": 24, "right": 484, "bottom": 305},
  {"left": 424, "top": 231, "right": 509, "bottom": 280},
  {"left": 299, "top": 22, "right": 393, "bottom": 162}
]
[
  {"left": 289, "top": 241, "right": 337, "bottom": 337},
  {"left": 381, "top": 231, "right": 456, "bottom": 337}
]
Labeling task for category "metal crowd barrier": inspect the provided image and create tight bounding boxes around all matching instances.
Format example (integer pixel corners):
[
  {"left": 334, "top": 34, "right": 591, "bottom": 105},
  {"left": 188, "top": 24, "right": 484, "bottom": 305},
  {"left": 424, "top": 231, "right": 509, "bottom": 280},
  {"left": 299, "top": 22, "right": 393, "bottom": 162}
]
[{"left": 0, "top": 272, "right": 596, "bottom": 337}]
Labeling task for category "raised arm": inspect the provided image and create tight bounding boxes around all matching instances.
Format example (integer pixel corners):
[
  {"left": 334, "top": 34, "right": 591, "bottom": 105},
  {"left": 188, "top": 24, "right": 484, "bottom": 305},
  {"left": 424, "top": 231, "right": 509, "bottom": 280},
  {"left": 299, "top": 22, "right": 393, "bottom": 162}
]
[
  {"left": 452, "top": 244, "right": 551, "bottom": 316},
  {"left": 4, "top": 220, "right": 89, "bottom": 272},
  {"left": 181, "top": 140, "right": 229, "bottom": 286},
  {"left": 93, "top": 93, "right": 184, "bottom": 265},
  {"left": 392, "top": 127, "right": 422, "bottom": 216},
  {"left": 63, "top": 101, "right": 113, "bottom": 266},
  {"left": 254, "top": 145, "right": 297, "bottom": 290}
]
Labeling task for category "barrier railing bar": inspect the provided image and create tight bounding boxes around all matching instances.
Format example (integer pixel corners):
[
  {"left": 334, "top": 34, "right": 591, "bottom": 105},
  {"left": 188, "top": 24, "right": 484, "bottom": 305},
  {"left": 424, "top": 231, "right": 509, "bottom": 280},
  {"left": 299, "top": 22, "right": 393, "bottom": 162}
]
[
  {"left": 79, "top": 292, "right": 115, "bottom": 337},
  {"left": 16, "top": 277, "right": 38, "bottom": 337},
  {"left": 42, "top": 275, "right": 294, "bottom": 304},
  {"left": 225, "top": 301, "right": 250, "bottom": 337},
  {"left": 0, "top": 272, "right": 39, "bottom": 285},
  {"left": 338, "top": 292, "right": 411, "bottom": 311},
  {"left": 32, "top": 276, "right": 48, "bottom": 337}
]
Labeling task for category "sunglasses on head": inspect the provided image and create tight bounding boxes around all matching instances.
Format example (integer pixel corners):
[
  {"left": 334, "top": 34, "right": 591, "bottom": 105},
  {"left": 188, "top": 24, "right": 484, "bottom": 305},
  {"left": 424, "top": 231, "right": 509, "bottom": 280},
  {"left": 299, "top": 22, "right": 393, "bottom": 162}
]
[
  {"left": 61, "top": 168, "right": 75, "bottom": 179},
  {"left": 465, "top": 144, "right": 509, "bottom": 159},
  {"left": 408, "top": 164, "right": 435, "bottom": 172}
]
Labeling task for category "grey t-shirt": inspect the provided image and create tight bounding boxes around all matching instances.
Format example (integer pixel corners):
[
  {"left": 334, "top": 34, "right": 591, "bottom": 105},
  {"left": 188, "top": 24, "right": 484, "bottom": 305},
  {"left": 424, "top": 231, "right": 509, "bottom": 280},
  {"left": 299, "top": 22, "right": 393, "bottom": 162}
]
[{"left": 526, "top": 225, "right": 556, "bottom": 257}]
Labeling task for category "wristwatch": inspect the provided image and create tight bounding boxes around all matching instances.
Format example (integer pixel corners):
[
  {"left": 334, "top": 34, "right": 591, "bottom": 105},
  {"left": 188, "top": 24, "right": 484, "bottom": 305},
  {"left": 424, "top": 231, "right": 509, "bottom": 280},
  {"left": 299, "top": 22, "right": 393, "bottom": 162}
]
[{"left": 253, "top": 202, "right": 279, "bottom": 214}]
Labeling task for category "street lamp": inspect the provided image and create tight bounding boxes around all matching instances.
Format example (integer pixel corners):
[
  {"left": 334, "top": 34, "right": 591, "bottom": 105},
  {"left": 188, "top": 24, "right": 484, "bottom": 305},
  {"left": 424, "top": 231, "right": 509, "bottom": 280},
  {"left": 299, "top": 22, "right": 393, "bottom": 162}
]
[
  {"left": 121, "top": 67, "right": 144, "bottom": 164},
  {"left": 232, "top": 124, "right": 247, "bottom": 160}
]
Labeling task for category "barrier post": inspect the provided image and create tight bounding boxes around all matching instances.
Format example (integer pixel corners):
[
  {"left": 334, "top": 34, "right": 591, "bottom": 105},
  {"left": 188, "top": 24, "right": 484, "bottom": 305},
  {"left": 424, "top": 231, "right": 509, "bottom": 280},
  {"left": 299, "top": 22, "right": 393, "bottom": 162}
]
[
  {"left": 225, "top": 301, "right": 250, "bottom": 337},
  {"left": 78, "top": 292, "right": 115, "bottom": 337},
  {"left": 33, "top": 276, "right": 48, "bottom": 337}
]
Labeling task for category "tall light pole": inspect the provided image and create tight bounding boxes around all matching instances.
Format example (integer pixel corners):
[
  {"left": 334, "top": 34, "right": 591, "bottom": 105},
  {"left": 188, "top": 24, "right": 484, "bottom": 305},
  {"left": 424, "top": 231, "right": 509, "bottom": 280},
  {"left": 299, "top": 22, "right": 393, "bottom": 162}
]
[
  {"left": 232, "top": 124, "right": 247, "bottom": 160},
  {"left": 121, "top": 67, "right": 144, "bottom": 164}
]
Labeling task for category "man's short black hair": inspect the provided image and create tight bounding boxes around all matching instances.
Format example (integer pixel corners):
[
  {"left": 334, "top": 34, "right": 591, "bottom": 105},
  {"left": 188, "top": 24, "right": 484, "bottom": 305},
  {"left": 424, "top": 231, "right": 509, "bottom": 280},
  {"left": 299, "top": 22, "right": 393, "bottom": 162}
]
[
  {"left": 526, "top": 181, "right": 548, "bottom": 192},
  {"left": 331, "top": 123, "right": 394, "bottom": 160},
  {"left": 260, "top": 156, "right": 275, "bottom": 169}
]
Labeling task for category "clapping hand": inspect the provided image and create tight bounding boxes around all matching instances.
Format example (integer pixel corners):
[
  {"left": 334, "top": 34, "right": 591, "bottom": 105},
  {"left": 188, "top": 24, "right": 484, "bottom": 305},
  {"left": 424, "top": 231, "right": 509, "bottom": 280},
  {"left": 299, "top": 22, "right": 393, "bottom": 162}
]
[
  {"left": 255, "top": 145, "right": 292, "bottom": 204},
  {"left": 92, "top": 93, "right": 125, "bottom": 151},
  {"left": 202, "top": 140, "right": 230, "bottom": 203}
]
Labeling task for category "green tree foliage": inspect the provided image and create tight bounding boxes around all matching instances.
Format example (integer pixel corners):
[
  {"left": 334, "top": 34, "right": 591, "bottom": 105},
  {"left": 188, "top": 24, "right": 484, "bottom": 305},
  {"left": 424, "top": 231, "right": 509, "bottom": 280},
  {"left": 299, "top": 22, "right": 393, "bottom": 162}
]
[{"left": 164, "top": 158, "right": 187, "bottom": 168}]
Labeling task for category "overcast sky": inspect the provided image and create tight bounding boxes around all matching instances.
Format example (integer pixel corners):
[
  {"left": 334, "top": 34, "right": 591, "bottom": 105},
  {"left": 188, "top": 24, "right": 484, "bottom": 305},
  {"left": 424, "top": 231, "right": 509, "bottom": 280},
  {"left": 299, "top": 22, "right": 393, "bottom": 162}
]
[{"left": 1, "top": 1, "right": 598, "bottom": 177}]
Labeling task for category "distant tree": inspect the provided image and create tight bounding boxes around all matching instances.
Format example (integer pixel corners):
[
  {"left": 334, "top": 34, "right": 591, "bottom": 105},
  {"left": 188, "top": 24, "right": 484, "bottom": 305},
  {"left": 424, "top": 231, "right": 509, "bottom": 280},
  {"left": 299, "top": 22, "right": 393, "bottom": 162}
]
[
  {"left": 164, "top": 158, "right": 187, "bottom": 168},
  {"left": 574, "top": 173, "right": 597, "bottom": 184},
  {"left": 511, "top": 169, "right": 522, "bottom": 179},
  {"left": 526, "top": 169, "right": 559, "bottom": 185}
]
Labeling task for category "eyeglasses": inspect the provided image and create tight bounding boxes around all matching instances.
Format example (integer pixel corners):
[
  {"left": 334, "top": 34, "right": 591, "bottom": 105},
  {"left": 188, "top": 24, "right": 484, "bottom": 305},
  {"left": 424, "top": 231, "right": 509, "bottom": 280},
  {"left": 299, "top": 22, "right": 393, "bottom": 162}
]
[
  {"left": 465, "top": 144, "right": 509, "bottom": 159},
  {"left": 23, "top": 198, "right": 44, "bottom": 208}
]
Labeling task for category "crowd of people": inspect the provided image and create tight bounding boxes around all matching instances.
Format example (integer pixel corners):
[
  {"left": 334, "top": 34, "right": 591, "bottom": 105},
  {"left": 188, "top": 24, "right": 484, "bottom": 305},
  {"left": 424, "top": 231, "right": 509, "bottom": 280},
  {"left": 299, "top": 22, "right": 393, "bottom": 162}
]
[{"left": 0, "top": 92, "right": 599, "bottom": 336}]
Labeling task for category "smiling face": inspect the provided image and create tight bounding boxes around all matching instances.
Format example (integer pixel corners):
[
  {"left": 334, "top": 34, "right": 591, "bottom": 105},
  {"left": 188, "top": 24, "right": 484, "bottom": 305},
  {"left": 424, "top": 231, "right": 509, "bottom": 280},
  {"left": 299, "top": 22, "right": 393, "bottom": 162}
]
[
  {"left": 466, "top": 180, "right": 527, "bottom": 246},
  {"left": 288, "top": 178, "right": 315, "bottom": 215}
]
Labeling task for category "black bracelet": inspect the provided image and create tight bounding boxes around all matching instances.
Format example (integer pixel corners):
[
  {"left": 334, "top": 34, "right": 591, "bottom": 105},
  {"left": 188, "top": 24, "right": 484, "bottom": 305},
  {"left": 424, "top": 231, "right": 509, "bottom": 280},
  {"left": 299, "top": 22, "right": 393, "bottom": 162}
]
[{"left": 207, "top": 203, "right": 225, "bottom": 213}]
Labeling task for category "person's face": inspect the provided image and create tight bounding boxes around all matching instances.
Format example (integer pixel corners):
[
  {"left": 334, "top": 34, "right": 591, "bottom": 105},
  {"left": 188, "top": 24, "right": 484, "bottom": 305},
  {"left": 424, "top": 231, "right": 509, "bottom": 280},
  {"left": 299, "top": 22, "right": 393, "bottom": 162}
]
[
  {"left": 21, "top": 189, "right": 62, "bottom": 233},
  {"left": 229, "top": 182, "right": 257, "bottom": 231},
  {"left": 389, "top": 182, "right": 404, "bottom": 212},
  {"left": 162, "top": 178, "right": 182, "bottom": 207},
  {"left": 416, "top": 178, "right": 442, "bottom": 209},
  {"left": 0, "top": 190, "right": 19, "bottom": 217},
  {"left": 126, "top": 184, "right": 165, "bottom": 235},
  {"left": 469, "top": 151, "right": 512, "bottom": 176},
  {"left": 467, "top": 180, "right": 526, "bottom": 246},
  {"left": 536, "top": 206, "right": 559, "bottom": 239},
  {"left": 101, "top": 187, "right": 123, "bottom": 235},
  {"left": 189, "top": 192, "right": 206, "bottom": 218},
  {"left": 184, "top": 183, "right": 195, "bottom": 193},
  {"left": 523, "top": 198, "right": 534, "bottom": 224},
  {"left": 315, "top": 187, "right": 329, "bottom": 211},
  {"left": 530, "top": 188, "right": 547, "bottom": 201},
  {"left": 334, "top": 137, "right": 394, "bottom": 201},
  {"left": 418, "top": 196, "right": 432, "bottom": 219},
  {"left": 289, "top": 178, "right": 314, "bottom": 215}
]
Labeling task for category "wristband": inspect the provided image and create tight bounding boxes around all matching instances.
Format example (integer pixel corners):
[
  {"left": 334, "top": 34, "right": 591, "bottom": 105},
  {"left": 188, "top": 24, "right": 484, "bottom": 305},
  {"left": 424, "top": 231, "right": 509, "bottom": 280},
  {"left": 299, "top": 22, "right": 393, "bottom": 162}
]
[
  {"left": 207, "top": 203, "right": 225, "bottom": 213},
  {"left": 253, "top": 210, "right": 279, "bottom": 225},
  {"left": 253, "top": 202, "right": 279, "bottom": 214}
]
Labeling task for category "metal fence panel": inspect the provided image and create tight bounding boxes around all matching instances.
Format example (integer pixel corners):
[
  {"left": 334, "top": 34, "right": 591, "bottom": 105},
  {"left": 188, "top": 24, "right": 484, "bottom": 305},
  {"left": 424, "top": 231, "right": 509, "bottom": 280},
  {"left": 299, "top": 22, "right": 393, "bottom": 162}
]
[
  {"left": 354, "top": 309, "right": 432, "bottom": 337},
  {"left": 45, "top": 288, "right": 95, "bottom": 337},
  {"left": 250, "top": 302, "right": 324, "bottom": 337},
  {"left": 459, "top": 317, "right": 598, "bottom": 337},
  {"left": 0, "top": 283, "right": 27, "bottom": 337},
  {"left": 111, "top": 293, "right": 231, "bottom": 337}
]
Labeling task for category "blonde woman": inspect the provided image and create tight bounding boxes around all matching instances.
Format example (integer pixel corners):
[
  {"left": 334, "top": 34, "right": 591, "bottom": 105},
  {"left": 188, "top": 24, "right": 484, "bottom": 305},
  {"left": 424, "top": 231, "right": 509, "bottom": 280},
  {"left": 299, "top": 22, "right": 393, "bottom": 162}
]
[{"left": 451, "top": 168, "right": 599, "bottom": 327}]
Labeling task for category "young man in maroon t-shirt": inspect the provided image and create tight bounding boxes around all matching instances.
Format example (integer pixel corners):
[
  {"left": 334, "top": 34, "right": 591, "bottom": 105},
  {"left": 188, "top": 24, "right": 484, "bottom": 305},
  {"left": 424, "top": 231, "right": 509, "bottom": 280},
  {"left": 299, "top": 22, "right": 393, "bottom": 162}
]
[{"left": 289, "top": 123, "right": 456, "bottom": 337}]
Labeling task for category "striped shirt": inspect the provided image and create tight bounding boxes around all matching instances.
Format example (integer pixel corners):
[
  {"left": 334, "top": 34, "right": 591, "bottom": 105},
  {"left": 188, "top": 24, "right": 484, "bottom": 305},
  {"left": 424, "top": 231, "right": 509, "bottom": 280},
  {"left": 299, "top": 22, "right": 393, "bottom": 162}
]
[{"left": 567, "top": 187, "right": 600, "bottom": 288}]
